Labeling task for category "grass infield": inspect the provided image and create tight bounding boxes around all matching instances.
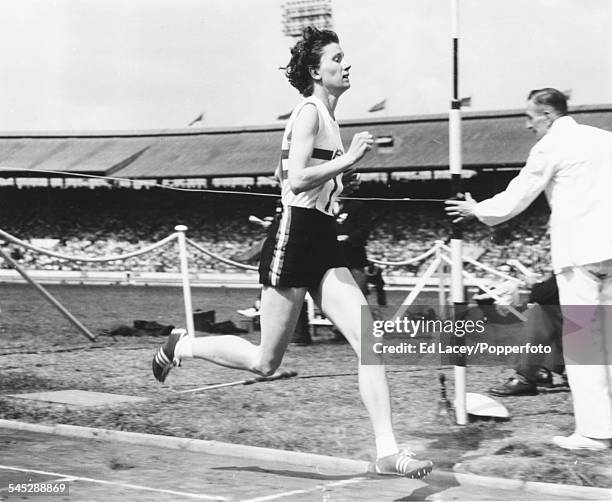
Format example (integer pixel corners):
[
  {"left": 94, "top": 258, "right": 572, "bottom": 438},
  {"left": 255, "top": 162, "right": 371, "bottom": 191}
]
[{"left": 1, "top": 283, "right": 611, "bottom": 488}]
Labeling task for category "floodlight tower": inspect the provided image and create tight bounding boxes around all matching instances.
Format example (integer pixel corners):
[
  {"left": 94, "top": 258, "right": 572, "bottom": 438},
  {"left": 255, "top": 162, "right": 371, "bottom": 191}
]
[{"left": 281, "top": 0, "right": 334, "bottom": 37}]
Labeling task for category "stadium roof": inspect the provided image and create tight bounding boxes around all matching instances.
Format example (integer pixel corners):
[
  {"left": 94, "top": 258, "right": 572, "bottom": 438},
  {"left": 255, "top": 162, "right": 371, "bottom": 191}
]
[{"left": 1, "top": 104, "right": 611, "bottom": 179}]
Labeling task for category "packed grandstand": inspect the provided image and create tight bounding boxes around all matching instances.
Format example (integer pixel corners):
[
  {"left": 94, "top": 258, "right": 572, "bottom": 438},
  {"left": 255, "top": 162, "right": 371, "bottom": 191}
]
[{"left": 0, "top": 175, "right": 551, "bottom": 278}]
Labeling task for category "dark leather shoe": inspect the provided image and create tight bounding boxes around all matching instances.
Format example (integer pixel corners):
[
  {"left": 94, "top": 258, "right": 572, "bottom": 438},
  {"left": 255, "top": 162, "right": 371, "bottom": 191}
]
[
  {"left": 489, "top": 375, "right": 537, "bottom": 396},
  {"left": 534, "top": 368, "right": 553, "bottom": 386}
]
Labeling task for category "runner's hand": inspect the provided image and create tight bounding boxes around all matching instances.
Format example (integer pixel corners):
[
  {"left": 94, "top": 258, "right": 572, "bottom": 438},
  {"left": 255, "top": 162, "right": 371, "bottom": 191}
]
[{"left": 346, "top": 131, "right": 374, "bottom": 165}]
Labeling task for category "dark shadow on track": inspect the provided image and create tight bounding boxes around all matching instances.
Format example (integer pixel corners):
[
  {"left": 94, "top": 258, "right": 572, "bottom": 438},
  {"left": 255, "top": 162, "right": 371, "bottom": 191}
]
[{"left": 212, "top": 465, "right": 370, "bottom": 481}]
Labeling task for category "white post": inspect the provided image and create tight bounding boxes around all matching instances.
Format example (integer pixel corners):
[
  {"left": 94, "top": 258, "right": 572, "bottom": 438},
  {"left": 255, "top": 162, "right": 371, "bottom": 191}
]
[
  {"left": 175, "top": 225, "right": 195, "bottom": 337},
  {"left": 394, "top": 257, "right": 443, "bottom": 320},
  {"left": 435, "top": 240, "right": 447, "bottom": 319},
  {"left": 450, "top": 0, "right": 467, "bottom": 425}
]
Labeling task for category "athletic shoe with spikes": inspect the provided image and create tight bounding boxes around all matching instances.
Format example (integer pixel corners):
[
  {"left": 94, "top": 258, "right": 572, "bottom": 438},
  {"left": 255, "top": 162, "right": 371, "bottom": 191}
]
[
  {"left": 373, "top": 450, "right": 433, "bottom": 479},
  {"left": 152, "top": 328, "right": 188, "bottom": 383}
]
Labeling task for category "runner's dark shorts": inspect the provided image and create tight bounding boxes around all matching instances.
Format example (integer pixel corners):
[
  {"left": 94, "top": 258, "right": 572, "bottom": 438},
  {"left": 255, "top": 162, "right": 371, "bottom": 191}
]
[{"left": 259, "top": 206, "right": 346, "bottom": 289}]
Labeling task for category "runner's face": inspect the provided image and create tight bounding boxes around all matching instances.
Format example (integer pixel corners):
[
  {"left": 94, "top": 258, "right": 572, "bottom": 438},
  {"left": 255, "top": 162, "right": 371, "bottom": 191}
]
[{"left": 314, "top": 43, "right": 351, "bottom": 95}]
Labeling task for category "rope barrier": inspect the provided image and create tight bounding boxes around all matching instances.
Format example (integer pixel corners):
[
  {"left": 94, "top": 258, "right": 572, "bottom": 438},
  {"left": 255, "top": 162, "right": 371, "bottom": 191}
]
[
  {"left": 186, "top": 238, "right": 258, "bottom": 271},
  {"left": 0, "top": 167, "right": 531, "bottom": 279},
  {"left": 1, "top": 226, "right": 257, "bottom": 272},
  {"left": 0, "top": 227, "right": 178, "bottom": 263},
  {"left": 369, "top": 246, "right": 437, "bottom": 266},
  {"left": 439, "top": 242, "right": 523, "bottom": 284},
  {"left": 439, "top": 253, "right": 527, "bottom": 322},
  {"left": 0, "top": 224, "right": 518, "bottom": 278},
  {"left": 0, "top": 224, "right": 529, "bottom": 282}
]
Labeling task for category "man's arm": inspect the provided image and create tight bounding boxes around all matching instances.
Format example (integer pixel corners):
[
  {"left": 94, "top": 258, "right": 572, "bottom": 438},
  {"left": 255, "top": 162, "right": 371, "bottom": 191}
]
[
  {"left": 473, "top": 149, "right": 554, "bottom": 225},
  {"left": 445, "top": 148, "right": 555, "bottom": 225}
]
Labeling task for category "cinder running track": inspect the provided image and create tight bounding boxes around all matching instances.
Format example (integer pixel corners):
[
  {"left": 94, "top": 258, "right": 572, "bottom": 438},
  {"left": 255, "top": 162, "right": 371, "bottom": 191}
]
[{"left": 0, "top": 427, "right": 603, "bottom": 501}]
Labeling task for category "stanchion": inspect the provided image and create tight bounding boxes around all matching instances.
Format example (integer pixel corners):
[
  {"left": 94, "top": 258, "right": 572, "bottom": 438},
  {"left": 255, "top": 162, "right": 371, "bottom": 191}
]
[
  {"left": 175, "top": 225, "right": 195, "bottom": 337},
  {"left": 435, "top": 240, "right": 447, "bottom": 319},
  {"left": 393, "top": 248, "right": 443, "bottom": 320}
]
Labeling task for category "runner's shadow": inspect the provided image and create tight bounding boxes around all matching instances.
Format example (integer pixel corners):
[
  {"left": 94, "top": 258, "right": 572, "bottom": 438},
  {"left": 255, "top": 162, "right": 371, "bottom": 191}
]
[
  {"left": 212, "top": 465, "right": 450, "bottom": 497},
  {"left": 212, "top": 466, "right": 389, "bottom": 481},
  {"left": 392, "top": 472, "right": 467, "bottom": 501},
  {"left": 214, "top": 466, "right": 456, "bottom": 501},
  {"left": 419, "top": 423, "right": 512, "bottom": 451}
]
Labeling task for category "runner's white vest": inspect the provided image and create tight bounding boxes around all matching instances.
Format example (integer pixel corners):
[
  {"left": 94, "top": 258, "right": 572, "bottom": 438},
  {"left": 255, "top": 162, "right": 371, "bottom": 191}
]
[{"left": 277, "top": 96, "right": 344, "bottom": 216}]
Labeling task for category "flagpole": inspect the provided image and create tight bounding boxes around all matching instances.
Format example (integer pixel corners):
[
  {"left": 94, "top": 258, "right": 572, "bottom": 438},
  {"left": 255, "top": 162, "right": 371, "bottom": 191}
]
[
  {"left": 450, "top": 0, "right": 467, "bottom": 425},
  {"left": 188, "top": 113, "right": 204, "bottom": 127}
]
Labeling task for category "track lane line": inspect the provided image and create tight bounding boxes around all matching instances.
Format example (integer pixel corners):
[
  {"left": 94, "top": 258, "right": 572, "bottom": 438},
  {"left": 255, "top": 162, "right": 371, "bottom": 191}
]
[{"left": 0, "top": 465, "right": 228, "bottom": 501}]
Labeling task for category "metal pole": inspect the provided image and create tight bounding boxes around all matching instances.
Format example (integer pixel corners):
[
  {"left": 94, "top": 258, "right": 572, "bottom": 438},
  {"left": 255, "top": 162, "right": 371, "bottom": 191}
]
[
  {"left": 0, "top": 246, "right": 96, "bottom": 341},
  {"left": 435, "top": 240, "right": 447, "bottom": 319},
  {"left": 175, "top": 225, "right": 195, "bottom": 337},
  {"left": 450, "top": 0, "right": 467, "bottom": 425},
  {"left": 394, "top": 257, "right": 443, "bottom": 320}
]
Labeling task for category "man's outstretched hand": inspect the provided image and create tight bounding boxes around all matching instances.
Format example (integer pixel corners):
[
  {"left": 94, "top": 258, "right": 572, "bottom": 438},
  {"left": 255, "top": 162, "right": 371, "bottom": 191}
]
[{"left": 444, "top": 192, "right": 477, "bottom": 223}]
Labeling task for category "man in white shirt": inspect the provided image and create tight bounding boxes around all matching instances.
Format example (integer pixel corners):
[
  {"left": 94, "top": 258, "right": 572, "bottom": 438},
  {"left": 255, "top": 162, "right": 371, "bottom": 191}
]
[{"left": 446, "top": 88, "right": 612, "bottom": 450}]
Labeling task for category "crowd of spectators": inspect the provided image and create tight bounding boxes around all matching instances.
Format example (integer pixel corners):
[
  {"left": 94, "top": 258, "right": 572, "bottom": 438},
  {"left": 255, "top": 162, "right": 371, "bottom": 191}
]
[{"left": 0, "top": 174, "right": 552, "bottom": 279}]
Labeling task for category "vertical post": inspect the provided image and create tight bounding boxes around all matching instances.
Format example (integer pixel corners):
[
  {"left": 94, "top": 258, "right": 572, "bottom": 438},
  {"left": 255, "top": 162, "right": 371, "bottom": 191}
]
[
  {"left": 175, "top": 225, "right": 195, "bottom": 337},
  {"left": 435, "top": 240, "right": 447, "bottom": 319},
  {"left": 450, "top": 0, "right": 467, "bottom": 425}
]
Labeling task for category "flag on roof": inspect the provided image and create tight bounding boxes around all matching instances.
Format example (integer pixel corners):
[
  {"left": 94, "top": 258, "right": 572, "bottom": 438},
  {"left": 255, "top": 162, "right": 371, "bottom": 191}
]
[
  {"left": 368, "top": 99, "right": 386, "bottom": 113},
  {"left": 460, "top": 96, "right": 472, "bottom": 107},
  {"left": 188, "top": 113, "right": 204, "bottom": 126}
]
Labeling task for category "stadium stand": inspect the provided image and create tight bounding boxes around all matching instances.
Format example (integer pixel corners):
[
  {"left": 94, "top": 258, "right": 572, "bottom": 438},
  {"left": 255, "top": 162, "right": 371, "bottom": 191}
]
[{"left": 0, "top": 179, "right": 551, "bottom": 277}]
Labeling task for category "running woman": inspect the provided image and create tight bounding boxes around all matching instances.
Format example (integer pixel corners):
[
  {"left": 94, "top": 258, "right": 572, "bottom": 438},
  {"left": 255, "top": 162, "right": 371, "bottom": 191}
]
[{"left": 152, "top": 26, "right": 433, "bottom": 478}]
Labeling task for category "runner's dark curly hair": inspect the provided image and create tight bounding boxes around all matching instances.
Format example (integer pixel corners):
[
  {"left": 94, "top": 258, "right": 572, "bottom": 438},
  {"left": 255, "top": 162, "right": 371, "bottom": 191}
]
[{"left": 285, "top": 26, "right": 339, "bottom": 97}]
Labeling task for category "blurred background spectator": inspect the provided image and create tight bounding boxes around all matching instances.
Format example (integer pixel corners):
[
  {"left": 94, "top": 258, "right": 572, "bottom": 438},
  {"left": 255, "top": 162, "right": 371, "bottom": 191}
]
[{"left": 0, "top": 177, "right": 552, "bottom": 279}]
